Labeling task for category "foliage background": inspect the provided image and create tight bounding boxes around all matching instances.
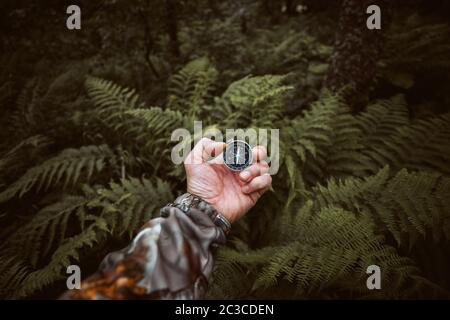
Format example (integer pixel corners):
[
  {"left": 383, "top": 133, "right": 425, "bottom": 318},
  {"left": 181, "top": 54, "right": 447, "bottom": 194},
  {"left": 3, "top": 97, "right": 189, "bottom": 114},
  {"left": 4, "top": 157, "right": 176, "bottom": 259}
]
[{"left": 0, "top": 0, "right": 449, "bottom": 299}]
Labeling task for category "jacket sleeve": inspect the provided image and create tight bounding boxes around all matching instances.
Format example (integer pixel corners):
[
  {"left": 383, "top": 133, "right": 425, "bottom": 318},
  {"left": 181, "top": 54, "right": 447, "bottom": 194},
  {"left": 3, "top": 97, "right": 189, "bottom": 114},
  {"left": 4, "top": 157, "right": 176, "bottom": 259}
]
[{"left": 60, "top": 203, "right": 228, "bottom": 300}]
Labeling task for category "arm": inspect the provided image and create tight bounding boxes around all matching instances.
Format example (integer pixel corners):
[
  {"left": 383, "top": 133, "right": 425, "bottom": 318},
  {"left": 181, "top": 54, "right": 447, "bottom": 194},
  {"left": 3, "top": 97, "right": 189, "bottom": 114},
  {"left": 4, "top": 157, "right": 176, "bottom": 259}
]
[
  {"left": 61, "top": 193, "right": 229, "bottom": 300},
  {"left": 60, "top": 138, "right": 271, "bottom": 300}
]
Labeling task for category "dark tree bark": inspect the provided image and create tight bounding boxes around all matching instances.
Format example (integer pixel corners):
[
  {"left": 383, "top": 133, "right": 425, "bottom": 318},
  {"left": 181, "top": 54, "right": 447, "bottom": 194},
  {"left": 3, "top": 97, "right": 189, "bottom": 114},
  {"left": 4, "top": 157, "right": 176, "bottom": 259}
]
[
  {"left": 324, "top": 0, "right": 387, "bottom": 112},
  {"left": 263, "top": 0, "right": 282, "bottom": 24},
  {"left": 165, "top": 0, "right": 180, "bottom": 57},
  {"left": 139, "top": 4, "right": 160, "bottom": 79},
  {"left": 285, "top": 0, "right": 297, "bottom": 16},
  {"left": 207, "top": 0, "right": 222, "bottom": 18}
]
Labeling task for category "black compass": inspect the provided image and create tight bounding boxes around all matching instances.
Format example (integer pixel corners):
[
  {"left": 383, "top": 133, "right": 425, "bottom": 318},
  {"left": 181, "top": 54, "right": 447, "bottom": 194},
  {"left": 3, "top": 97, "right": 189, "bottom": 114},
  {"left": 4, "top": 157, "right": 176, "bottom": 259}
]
[{"left": 223, "top": 140, "right": 253, "bottom": 171}]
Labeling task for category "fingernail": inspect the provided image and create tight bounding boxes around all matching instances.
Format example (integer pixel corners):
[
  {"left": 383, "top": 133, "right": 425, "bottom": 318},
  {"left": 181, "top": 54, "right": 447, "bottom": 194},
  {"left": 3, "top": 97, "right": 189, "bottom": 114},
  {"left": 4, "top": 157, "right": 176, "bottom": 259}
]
[{"left": 240, "top": 171, "right": 251, "bottom": 180}]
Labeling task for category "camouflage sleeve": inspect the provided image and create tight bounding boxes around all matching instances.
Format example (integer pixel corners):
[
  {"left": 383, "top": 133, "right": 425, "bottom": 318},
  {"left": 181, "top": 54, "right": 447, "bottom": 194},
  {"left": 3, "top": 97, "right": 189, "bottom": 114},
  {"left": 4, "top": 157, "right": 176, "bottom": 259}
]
[{"left": 60, "top": 196, "right": 229, "bottom": 300}]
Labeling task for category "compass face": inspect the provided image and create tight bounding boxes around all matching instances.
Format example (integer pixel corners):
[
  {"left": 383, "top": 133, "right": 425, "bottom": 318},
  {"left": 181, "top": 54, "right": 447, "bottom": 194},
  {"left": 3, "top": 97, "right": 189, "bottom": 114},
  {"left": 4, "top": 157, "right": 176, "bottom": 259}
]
[{"left": 223, "top": 140, "right": 252, "bottom": 171}]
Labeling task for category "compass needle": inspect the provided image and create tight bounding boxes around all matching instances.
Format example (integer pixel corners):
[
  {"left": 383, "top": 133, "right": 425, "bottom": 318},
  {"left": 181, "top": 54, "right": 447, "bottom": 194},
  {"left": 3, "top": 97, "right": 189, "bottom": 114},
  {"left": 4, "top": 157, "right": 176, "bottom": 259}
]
[{"left": 223, "top": 140, "right": 252, "bottom": 171}]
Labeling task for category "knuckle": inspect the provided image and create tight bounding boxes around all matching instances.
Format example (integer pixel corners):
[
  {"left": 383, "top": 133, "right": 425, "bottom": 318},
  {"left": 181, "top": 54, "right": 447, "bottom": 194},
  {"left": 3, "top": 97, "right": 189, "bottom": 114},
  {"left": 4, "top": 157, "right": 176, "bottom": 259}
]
[
  {"left": 259, "top": 160, "right": 269, "bottom": 168},
  {"left": 202, "top": 137, "right": 213, "bottom": 144},
  {"left": 258, "top": 145, "right": 268, "bottom": 153},
  {"left": 256, "top": 145, "right": 267, "bottom": 156}
]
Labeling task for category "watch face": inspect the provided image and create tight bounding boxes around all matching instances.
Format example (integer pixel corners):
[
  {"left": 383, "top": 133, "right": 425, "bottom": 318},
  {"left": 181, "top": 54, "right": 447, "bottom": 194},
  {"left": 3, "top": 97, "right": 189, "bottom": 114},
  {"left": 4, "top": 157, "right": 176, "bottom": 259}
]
[{"left": 223, "top": 140, "right": 253, "bottom": 171}]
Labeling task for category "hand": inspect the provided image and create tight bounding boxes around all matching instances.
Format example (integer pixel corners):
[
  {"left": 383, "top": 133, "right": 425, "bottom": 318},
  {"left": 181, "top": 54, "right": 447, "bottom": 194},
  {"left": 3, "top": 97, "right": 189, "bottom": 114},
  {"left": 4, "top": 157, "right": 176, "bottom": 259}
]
[{"left": 184, "top": 138, "right": 272, "bottom": 223}]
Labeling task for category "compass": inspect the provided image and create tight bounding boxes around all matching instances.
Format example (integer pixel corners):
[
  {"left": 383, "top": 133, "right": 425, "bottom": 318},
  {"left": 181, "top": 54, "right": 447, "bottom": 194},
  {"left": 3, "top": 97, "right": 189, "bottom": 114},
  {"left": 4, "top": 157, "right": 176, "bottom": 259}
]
[{"left": 223, "top": 140, "right": 253, "bottom": 171}]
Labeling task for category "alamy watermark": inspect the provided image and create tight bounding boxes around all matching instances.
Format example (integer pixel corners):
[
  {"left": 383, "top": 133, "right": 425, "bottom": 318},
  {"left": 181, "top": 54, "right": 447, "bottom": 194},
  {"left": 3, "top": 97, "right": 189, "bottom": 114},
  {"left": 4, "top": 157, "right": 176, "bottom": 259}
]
[
  {"left": 65, "top": 4, "right": 382, "bottom": 31},
  {"left": 66, "top": 264, "right": 382, "bottom": 290}
]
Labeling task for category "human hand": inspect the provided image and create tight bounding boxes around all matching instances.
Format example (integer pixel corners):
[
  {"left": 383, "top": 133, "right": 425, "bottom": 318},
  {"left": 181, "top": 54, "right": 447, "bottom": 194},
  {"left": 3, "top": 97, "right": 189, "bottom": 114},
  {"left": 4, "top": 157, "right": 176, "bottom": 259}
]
[{"left": 184, "top": 138, "right": 272, "bottom": 223}]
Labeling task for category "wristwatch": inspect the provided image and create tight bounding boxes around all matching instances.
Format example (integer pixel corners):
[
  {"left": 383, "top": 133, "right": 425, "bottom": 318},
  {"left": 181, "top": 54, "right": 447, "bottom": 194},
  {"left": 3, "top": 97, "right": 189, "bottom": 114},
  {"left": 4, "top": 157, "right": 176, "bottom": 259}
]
[{"left": 163, "top": 193, "right": 231, "bottom": 235}]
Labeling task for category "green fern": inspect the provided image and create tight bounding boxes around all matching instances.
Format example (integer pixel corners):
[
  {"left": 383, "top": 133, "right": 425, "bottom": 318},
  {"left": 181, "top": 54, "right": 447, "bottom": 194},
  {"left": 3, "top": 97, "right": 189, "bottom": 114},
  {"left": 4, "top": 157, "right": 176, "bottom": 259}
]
[
  {"left": 211, "top": 203, "right": 434, "bottom": 299},
  {"left": 167, "top": 57, "right": 218, "bottom": 118},
  {"left": 85, "top": 76, "right": 144, "bottom": 134},
  {"left": 2, "top": 52, "right": 450, "bottom": 300},
  {"left": 0, "top": 176, "right": 172, "bottom": 298},
  {"left": 283, "top": 93, "right": 450, "bottom": 190},
  {"left": 356, "top": 95, "right": 450, "bottom": 175},
  {"left": 87, "top": 177, "right": 173, "bottom": 237},
  {"left": 125, "top": 107, "right": 184, "bottom": 137},
  {"left": 210, "top": 165, "right": 450, "bottom": 299},
  {"left": 280, "top": 93, "right": 370, "bottom": 205},
  {"left": 85, "top": 77, "right": 187, "bottom": 172},
  {"left": 279, "top": 95, "right": 337, "bottom": 205},
  {"left": 11, "top": 217, "right": 108, "bottom": 299},
  {"left": 215, "top": 75, "right": 293, "bottom": 128},
  {"left": 0, "top": 135, "right": 51, "bottom": 177},
  {"left": 393, "top": 114, "right": 450, "bottom": 174},
  {"left": 0, "top": 258, "right": 30, "bottom": 299},
  {"left": 86, "top": 76, "right": 144, "bottom": 113},
  {"left": 7, "top": 78, "right": 44, "bottom": 138},
  {"left": 313, "top": 167, "right": 450, "bottom": 247},
  {"left": 1, "top": 195, "right": 89, "bottom": 267},
  {"left": 0, "top": 145, "right": 115, "bottom": 203},
  {"left": 386, "top": 21, "right": 450, "bottom": 74}
]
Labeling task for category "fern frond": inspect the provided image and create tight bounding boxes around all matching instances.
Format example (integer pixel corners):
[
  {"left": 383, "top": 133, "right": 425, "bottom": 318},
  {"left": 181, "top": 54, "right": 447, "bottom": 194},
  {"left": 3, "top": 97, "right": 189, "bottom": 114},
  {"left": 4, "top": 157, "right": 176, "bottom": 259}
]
[
  {"left": 168, "top": 57, "right": 218, "bottom": 118},
  {"left": 12, "top": 217, "right": 108, "bottom": 299},
  {"left": 86, "top": 76, "right": 144, "bottom": 113},
  {"left": 0, "top": 145, "right": 115, "bottom": 203},
  {"left": 0, "top": 135, "right": 51, "bottom": 175},
  {"left": 216, "top": 75, "right": 293, "bottom": 128},
  {"left": 85, "top": 76, "right": 146, "bottom": 134},
  {"left": 356, "top": 96, "right": 450, "bottom": 175},
  {"left": 313, "top": 167, "right": 450, "bottom": 247},
  {"left": 85, "top": 77, "right": 189, "bottom": 171},
  {"left": 126, "top": 107, "right": 184, "bottom": 137},
  {"left": 357, "top": 95, "right": 410, "bottom": 138},
  {"left": 258, "top": 206, "right": 417, "bottom": 296},
  {"left": 278, "top": 95, "right": 336, "bottom": 205},
  {"left": 282, "top": 94, "right": 370, "bottom": 192},
  {"left": 0, "top": 257, "right": 30, "bottom": 299},
  {"left": 212, "top": 205, "right": 425, "bottom": 298},
  {"left": 387, "top": 22, "right": 450, "bottom": 72},
  {"left": 394, "top": 113, "right": 450, "bottom": 175},
  {"left": 8, "top": 78, "right": 44, "bottom": 138},
  {"left": 0, "top": 175, "right": 172, "bottom": 298},
  {"left": 1, "top": 195, "right": 89, "bottom": 267},
  {"left": 88, "top": 177, "right": 173, "bottom": 237}
]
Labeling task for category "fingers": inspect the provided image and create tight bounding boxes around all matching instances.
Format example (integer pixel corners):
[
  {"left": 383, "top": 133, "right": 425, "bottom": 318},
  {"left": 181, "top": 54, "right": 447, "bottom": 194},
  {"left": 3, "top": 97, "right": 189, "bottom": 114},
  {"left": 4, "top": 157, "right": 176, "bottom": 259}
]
[
  {"left": 238, "top": 145, "right": 269, "bottom": 183},
  {"left": 252, "top": 145, "right": 267, "bottom": 163},
  {"left": 185, "top": 139, "right": 268, "bottom": 168},
  {"left": 241, "top": 173, "right": 272, "bottom": 194},
  {"left": 185, "top": 138, "right": 226, "bottom": 165},
  {"left": 239, "top": 161, "right": 269, "bottom": 182}
]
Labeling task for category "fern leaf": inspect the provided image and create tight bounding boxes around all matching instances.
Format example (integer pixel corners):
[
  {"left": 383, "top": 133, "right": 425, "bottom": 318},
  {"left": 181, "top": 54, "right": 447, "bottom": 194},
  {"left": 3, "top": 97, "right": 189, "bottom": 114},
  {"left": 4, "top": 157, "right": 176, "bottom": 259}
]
[
  {"left": 0, "top": 145, "right": 115, "bottom": 203},
  {"left": 168, "top": 57, "right": 218, "bottom": 118}
]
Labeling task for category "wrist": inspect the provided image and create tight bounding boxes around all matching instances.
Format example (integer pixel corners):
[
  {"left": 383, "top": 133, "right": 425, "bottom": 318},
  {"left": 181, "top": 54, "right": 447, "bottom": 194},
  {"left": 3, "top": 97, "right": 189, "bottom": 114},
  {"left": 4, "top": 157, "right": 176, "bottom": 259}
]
[{"left": 168, "top": 193, "right": 231, "bottom": 235}]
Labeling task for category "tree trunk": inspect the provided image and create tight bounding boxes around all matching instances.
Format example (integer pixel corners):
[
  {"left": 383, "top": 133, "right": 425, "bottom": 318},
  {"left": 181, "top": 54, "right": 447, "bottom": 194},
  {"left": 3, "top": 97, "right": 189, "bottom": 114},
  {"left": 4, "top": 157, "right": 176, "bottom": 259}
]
[
  {"left": 139, "top": 5, "right": 160, "bottom": 79},
  {"left": 165, "top": 0, "right": 180, "bottom": 58},
  {"left": 285, "top": 0, "right": 297, "bottom": 16},
  {"left": 263, "top": 0, "right": 282, "bottom": 24},
  {"left": 324, "top": 0, "right": 387, "bottom": 112},
  {"left": 207, "top": 0, "right": 222, "bottom": 18}
]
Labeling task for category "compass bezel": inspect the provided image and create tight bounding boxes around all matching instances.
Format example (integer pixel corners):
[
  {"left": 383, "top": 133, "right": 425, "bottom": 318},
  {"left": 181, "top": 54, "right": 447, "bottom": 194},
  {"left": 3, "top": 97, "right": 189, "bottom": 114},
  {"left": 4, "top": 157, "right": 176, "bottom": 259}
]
[{"left": 223, "top": 140, "right": 253, "bottom": 172}]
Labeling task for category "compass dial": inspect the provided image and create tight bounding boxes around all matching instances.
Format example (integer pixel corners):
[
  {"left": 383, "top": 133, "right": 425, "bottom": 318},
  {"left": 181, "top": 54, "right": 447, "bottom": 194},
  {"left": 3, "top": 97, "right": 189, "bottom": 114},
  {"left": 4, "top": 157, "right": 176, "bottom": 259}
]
[{"left": 223, "top": 140, "right": 252, "bottom": 171}]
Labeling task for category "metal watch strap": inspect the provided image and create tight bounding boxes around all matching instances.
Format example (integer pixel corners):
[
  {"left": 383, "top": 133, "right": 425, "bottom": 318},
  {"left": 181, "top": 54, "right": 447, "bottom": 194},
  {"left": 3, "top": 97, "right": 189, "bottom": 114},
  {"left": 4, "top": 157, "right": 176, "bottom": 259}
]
[{"left": 164, "top": 193, "right": 231, "bottom": 235}]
